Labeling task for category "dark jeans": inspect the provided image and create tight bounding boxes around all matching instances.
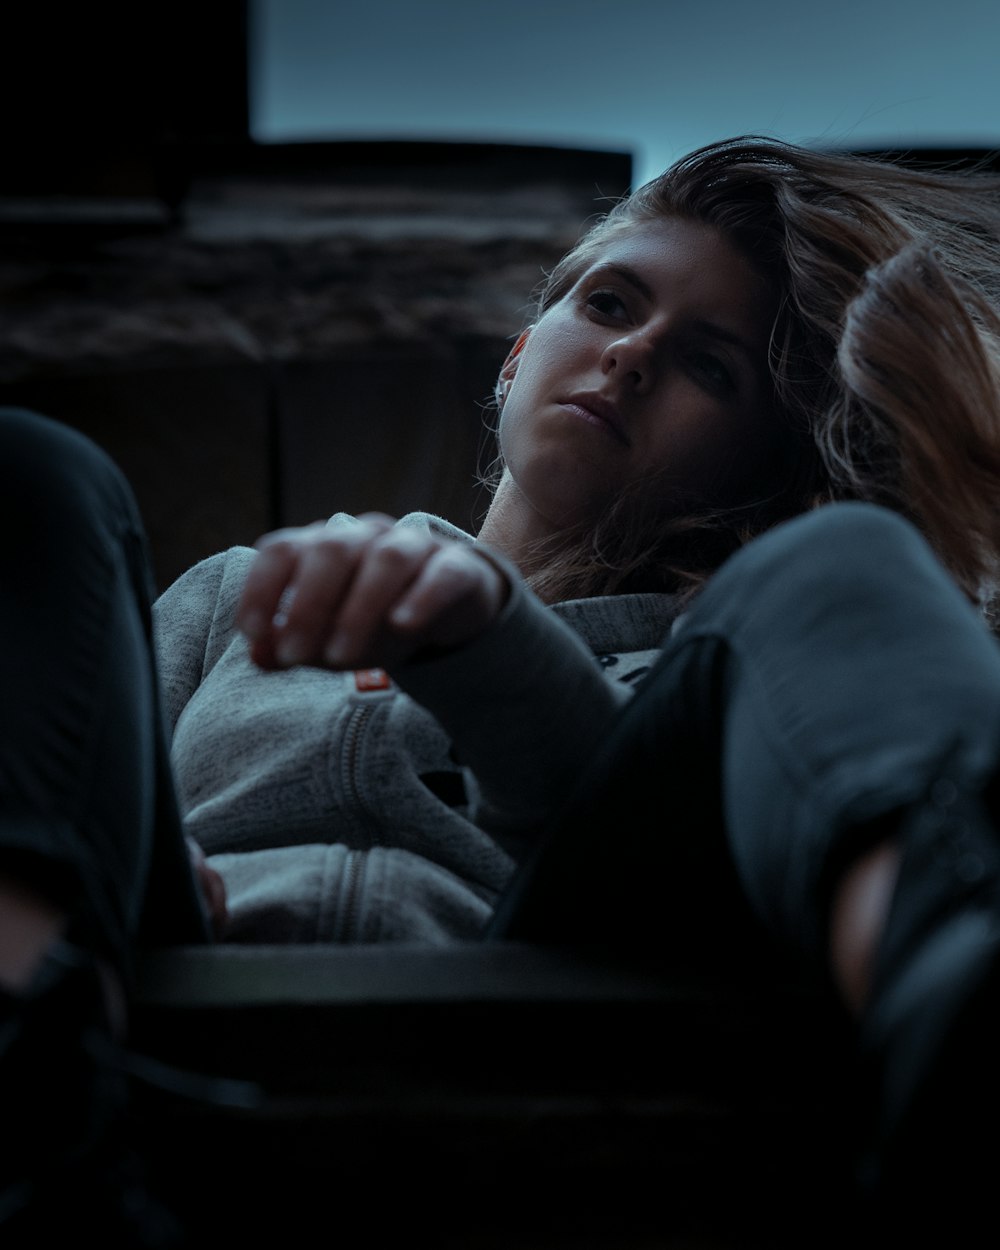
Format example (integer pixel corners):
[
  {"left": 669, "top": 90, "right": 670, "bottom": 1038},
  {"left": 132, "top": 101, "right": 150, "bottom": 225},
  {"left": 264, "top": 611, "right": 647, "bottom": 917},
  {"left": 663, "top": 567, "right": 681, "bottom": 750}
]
[
  {"left": 0, "top": 409, "right": 208, "bottom": 984},
  {"left": 4, "top": 408, "right": 1000, "bottom": 990},
  {"left": 491, "top": 502, "right": 1000, "bottom": 982}
]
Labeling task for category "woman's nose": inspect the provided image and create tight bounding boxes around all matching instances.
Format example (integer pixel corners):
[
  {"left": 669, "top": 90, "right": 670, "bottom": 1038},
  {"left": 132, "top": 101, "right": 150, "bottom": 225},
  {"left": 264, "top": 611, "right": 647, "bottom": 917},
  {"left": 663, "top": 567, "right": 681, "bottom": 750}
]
[{"left": 601, "top": 329, "right": 656, "bottom": 392}]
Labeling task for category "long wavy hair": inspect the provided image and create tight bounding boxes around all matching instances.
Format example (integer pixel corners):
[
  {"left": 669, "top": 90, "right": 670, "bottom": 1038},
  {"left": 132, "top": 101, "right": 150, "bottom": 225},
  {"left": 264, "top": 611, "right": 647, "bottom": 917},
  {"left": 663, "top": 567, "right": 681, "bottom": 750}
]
[{"left": 488, "top": 137, "right": 1000, "bottom": 614}]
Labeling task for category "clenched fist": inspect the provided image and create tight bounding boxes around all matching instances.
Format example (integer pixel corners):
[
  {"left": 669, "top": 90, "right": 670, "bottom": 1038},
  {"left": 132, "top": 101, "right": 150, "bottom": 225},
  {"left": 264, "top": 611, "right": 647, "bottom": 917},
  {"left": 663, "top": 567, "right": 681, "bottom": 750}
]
[{"left": 237, "top": 514, "right": 509, "bottom": 671}]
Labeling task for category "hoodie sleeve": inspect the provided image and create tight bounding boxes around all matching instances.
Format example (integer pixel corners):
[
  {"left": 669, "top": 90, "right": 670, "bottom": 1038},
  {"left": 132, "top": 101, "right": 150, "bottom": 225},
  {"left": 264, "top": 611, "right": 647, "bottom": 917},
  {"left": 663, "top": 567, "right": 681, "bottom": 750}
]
[{"left": 390, "top": 567, "right": 629, "bottom": 832}]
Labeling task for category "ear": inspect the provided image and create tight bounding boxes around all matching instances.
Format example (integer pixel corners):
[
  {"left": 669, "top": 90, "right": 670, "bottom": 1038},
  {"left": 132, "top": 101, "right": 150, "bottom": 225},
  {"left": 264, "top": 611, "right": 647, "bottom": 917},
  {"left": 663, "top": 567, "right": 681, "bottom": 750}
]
[{"left": 496, "top": 329, "right": 531, "bottom": 406}]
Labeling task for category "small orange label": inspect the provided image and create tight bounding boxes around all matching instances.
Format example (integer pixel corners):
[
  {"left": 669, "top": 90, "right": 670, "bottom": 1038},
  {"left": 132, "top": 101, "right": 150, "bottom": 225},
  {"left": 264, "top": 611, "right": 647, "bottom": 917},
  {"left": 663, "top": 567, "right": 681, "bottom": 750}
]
[{"left": 354, "top": 668, "right": 391, "bottom": 692}]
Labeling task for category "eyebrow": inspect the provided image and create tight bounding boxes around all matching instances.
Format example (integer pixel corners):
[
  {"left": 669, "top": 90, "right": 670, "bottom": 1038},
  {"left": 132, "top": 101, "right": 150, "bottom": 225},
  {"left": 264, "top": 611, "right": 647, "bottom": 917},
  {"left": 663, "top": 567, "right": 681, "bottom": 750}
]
[
  {"left": 688, "top": 318, "right": 758, "bottom": 360},
  {"left": 598, "top": 263, "right": 656, "bottom": 303},
  {"left": 594, "top": 263, "right": 763, "bottom": 366}
]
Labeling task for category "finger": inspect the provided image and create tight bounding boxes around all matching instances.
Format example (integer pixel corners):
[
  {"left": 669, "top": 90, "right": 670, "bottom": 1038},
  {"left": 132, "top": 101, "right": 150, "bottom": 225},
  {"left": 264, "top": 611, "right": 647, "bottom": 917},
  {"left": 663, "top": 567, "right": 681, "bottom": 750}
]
[
  {"left": 322, "top": 528, "right": 438, "bottom": 666},
  {"left": 237, "top": 521, "right": 332, "bottom": 642},
  {"left": 389, "top": 545, "right": 507, "bottom": 647},
  {"left": 240, "top": 519, "right": 383, "bottom": 663},
  {"left": 271, "top": 532, "right": 368, "bottom": 666},
  {"left": 237, "top": 537, "right": 303, "bottom": 644},
  {"left": 270, "top": 517, "right": 404, "bottom": 665},
  {"left": 193, "top": 859, "right": 227, "bottom": 938},
  {"left": 202, "top": 863, "right": 229, "bottom": 939},
  {"left": 186, "top": 838, "right": 228, "bottom": 938}
]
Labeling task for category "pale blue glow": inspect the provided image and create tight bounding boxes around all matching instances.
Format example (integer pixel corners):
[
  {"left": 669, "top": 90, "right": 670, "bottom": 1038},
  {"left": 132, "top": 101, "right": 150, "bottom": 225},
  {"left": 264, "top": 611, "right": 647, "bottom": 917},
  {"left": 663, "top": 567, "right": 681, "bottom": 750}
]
[{"left": 251, "top": 0, "right": 1000, "bottom": 186}]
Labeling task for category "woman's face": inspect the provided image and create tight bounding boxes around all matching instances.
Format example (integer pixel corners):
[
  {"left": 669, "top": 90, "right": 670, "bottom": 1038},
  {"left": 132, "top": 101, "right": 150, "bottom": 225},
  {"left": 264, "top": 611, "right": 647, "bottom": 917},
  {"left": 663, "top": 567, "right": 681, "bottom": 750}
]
[{"left": 496, "top": 216, "right": 782, "bottom": 534}]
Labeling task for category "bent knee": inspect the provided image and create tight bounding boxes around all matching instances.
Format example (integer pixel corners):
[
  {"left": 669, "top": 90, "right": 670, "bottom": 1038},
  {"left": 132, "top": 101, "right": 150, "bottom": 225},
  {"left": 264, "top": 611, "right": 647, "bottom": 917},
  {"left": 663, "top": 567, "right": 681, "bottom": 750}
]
[
  {"left": 782, "top": 500, "right": 919, "bottom": 551},
  {"left": 0, "top": 408, "right": 133, "bottom": 524},
  {"left": 745, "top": 502, "right": 929, "bottom": 584},
  {"left": 691, "top": 501, "right": 965, "bottom": 632}
]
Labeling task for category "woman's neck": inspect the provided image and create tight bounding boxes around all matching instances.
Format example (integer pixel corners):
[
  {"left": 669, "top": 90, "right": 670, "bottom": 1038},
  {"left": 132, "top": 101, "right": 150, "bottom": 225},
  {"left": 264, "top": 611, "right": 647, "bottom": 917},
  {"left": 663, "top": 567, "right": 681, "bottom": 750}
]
[{"left": 476, "top": 473, "right": 559, "bottom": 578}]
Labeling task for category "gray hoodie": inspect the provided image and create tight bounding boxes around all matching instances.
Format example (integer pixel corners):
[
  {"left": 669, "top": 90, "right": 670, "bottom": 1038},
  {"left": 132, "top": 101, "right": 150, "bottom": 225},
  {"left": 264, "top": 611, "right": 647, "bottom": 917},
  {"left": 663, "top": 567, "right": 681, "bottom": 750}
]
[{"left": 153, "top": 514, "right": 679, "bottom": 944}]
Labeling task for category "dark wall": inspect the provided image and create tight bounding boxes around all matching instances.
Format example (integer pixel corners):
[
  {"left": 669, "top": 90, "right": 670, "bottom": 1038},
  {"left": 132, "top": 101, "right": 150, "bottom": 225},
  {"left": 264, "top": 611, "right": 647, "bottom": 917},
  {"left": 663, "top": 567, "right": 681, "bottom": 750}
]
[
  {"left": 3, "top": 1, "right": 249, "bottom": 197},
  {"left": 0, "top": 139, "right": 632, "bottom": 589}
]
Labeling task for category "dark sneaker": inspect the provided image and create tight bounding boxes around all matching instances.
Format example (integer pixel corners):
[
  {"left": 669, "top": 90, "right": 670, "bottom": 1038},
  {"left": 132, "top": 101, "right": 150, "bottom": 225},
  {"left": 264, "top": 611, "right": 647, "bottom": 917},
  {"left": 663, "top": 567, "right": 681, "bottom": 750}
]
[
  {"left": 858, "top": 779, "right": 1000, "bottom": 1234},
  {"left": 0, "top": 942, "right": 186, "bottom": 1247}
]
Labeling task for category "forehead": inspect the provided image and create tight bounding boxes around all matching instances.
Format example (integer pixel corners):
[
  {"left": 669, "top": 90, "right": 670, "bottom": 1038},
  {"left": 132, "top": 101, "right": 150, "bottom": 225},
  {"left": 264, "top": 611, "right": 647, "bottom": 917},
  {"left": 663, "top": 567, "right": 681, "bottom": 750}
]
[{"left": 575, "top": 217, "right": 776, "bottom": 336}]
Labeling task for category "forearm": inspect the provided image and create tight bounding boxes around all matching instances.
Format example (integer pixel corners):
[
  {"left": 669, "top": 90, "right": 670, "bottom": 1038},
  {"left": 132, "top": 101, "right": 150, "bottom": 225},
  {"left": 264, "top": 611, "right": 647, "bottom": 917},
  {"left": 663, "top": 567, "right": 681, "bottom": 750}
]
[{"left": 391, "top": 573, "right": 628, "bottom": 830}]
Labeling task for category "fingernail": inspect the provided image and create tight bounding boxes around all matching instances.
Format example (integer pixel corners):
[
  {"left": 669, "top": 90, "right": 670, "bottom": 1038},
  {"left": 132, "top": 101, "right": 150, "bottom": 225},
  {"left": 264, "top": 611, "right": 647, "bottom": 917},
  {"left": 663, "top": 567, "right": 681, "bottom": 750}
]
[
  {"left": 276, "top": 637, "right": 306, "bottom": 667},
  {"left": 240, "top": 610, "right": 266, "bottom": 641},
  {"left": 323, "top": 630, "right": 350, "bottom": 665},
  {"left": 390, "top": 604, "right": 414, "bottom": 627}
]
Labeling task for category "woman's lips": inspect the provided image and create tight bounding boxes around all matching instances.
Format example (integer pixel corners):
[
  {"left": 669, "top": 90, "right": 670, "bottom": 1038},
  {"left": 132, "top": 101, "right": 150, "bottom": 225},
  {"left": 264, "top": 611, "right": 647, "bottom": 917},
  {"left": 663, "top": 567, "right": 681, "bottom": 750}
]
[{"left": 560, "top": 395, "right": 631, "bottom": 446}]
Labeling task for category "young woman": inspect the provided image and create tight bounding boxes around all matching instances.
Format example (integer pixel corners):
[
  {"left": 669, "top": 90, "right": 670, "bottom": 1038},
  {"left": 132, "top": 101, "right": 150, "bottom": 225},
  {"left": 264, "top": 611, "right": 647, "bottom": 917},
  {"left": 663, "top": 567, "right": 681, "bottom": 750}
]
[
  {"left": 150, "top": 208, "right": 774, "bottom": 947},
  {"left": 3, "top": 136, "right": 1000, "bottom": 1235}
]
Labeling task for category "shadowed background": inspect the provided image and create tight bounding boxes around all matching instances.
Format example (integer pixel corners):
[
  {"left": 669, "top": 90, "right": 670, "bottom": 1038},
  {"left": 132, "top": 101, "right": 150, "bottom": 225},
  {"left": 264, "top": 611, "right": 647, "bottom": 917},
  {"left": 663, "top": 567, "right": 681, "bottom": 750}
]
[{"left": 2, "top": 0, "right": 997, "bottom": 588}]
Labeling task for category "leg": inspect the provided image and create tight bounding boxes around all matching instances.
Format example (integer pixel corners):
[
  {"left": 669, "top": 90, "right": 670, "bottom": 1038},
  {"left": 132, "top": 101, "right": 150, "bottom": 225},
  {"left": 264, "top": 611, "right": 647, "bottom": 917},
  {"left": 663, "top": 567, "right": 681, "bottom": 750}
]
[
  {"left": 495, "top": 502, "right": 1000, "bottom": 956},
  {"left": 491, "top": 503, "right": 1000, "bottom": 1228},
  {"left": 0, "top": 408, "right": 209, "bottom": 978},
  {"left": 0, "top": 410, "right": 207, "bottom": 1242}
]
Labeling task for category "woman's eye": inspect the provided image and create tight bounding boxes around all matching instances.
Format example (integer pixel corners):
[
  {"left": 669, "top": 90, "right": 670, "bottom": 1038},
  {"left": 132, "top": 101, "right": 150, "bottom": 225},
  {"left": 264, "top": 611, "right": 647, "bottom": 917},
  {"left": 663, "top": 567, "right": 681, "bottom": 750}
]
[
  {"left": 585, "top": 290, "right": 628, "bottom": 320},
  {"left": 688, "top": 352, "right": 734, "bottom": 394}
]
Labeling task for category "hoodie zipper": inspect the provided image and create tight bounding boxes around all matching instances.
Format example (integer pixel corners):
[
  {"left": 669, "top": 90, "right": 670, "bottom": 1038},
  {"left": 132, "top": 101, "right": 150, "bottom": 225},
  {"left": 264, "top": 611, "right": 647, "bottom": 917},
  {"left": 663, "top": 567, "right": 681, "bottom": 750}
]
[{"left": 337, "top": 701, "right": 380, "bottom": 940}]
